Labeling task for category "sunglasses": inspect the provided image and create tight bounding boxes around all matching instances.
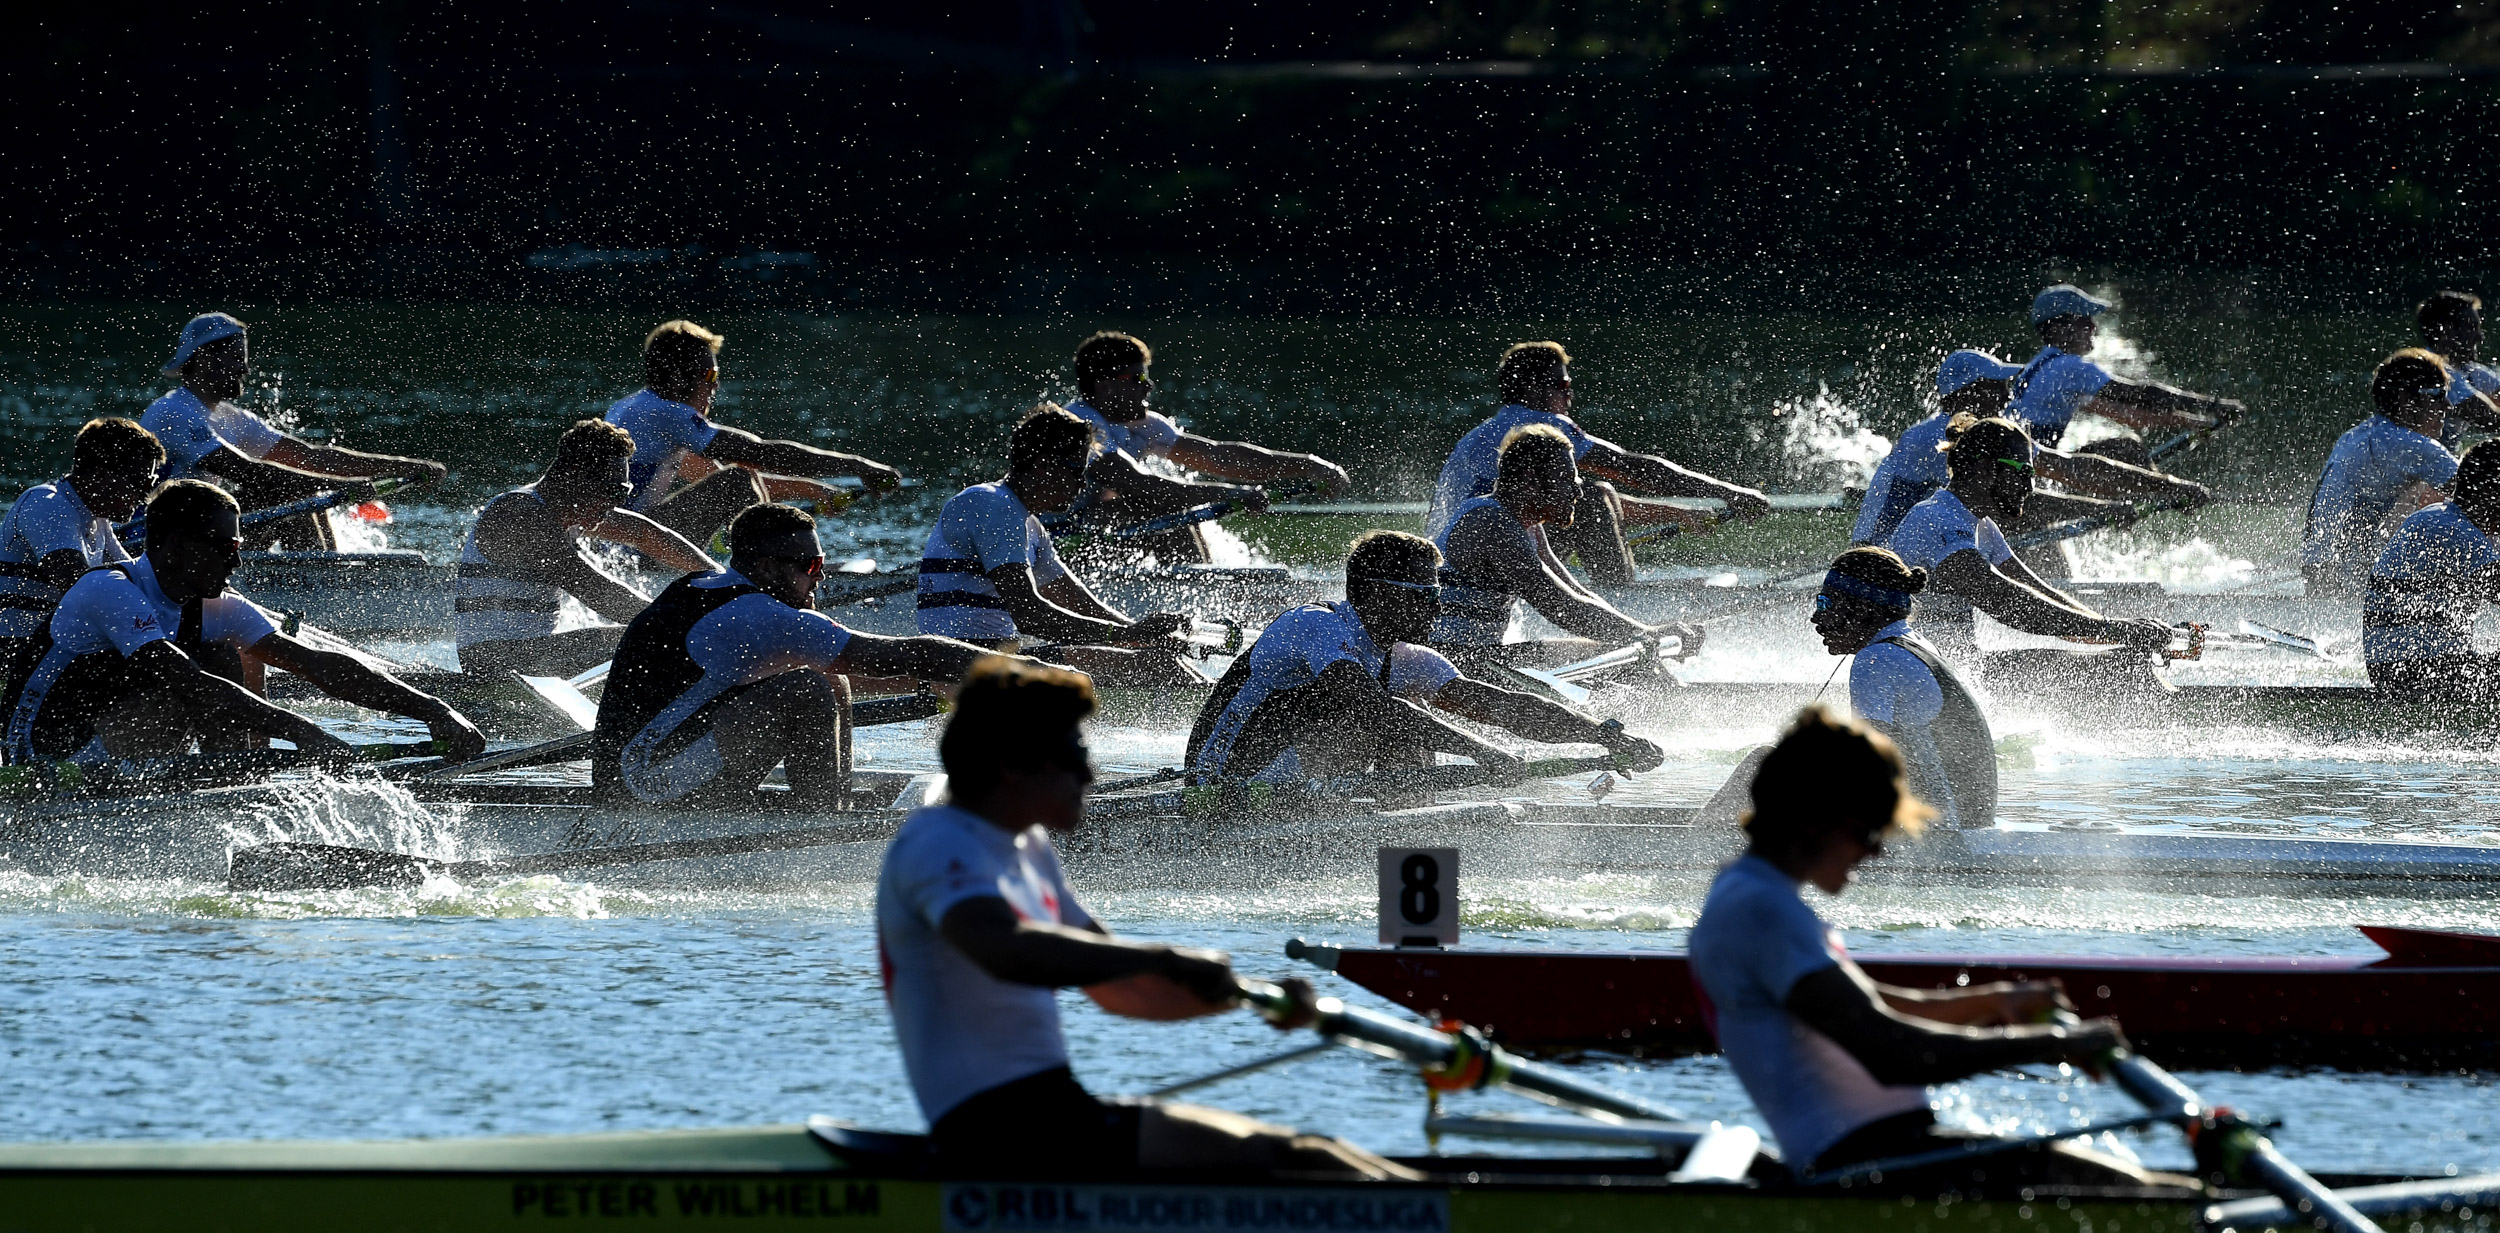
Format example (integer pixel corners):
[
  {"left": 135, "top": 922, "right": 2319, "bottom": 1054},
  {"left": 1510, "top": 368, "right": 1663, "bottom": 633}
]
[
  {"left": 1103, "top": 372, "right": 1152, "bottom": 385},
  {"left": 1993, "top": 457, "right": 2034, "bottom": 475},
  {"left": 1360, "top": 577, "right": 1443, "bottom": 602}
]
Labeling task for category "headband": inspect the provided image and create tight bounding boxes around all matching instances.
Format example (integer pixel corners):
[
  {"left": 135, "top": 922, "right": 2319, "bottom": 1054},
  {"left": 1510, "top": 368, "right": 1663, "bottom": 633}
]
[{"left": 1822, "top": 571, "right": 1915, "bottom": 613}]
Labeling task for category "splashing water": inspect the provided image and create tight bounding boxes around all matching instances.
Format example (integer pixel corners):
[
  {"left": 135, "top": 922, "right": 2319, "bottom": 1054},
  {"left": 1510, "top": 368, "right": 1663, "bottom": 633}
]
[
  {"left": 1772, "top": 382, "right": 1891, "bottom": 489},
  {"left": 2065, "top": 530, "right": 2256, "bottom": 588}
]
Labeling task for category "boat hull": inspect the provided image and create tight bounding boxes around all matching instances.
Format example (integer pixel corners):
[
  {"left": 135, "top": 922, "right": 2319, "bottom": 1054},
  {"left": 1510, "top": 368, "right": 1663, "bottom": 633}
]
[
  {"left": 1309, "top": 937, "right": 2500, "bottom": 1071},
  {"left": 1, "top": 1121, "right": 2467, "bottom": 1233}
]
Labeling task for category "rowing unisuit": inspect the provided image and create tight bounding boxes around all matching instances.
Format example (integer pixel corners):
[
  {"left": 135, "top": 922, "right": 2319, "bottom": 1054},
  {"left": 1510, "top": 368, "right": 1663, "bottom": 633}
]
[
  {"left": 1851, "top": 622, "right": 1995, "bottom": 829},
  {"left": 1188, "top": 599, "right": 1461, "bottom": 781},
  {"left": 915, "top": 482, "right": 1069, "bottom": 645},
  {"left": 2361, "top": 444, "right": 2500, "bottom": 700},
  {"left": 593, "top": 568, "right": 846, "bottom": 802},
  {"left": 1882, "top": 488, "right": 2012, "bottom": 653}
]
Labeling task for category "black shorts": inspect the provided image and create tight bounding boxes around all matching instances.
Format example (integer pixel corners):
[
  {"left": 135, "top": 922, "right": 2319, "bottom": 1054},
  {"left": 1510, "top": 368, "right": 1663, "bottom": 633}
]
[{"left": 929, "top": 1066, "right": 1143, "bottom": 1180}]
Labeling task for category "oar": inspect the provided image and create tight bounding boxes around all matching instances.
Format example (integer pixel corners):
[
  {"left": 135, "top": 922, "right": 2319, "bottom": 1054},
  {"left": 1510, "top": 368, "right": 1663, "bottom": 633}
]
[
  {"left": 2147, "top": 407, "right": 2245, "bottom": 463},
  {"left": 2075, "top": 1014, "right": 2382, "bottom": 1233},
  {"left": 1147, "top": 1041, "right": 1336, "bottom": 1097},
  {"left": 229, "top": 814, "right": 902, "bottom": 893},
  {"left": 118, "top": 475, "right": 425, "bottom": 545},
  {"left": 1233, "top": 977, "right": 1688, "bottom": 1123},
  {"left": 0, "top": 739, "right": 454, "bottom": 795},
  {"left": 1144, "top": 753, "right": 1632, "bottom": 820},
  {"left": 1045, "top": 482, "right": 1315, "bottom": 542},
  {"left": 411, "top": 688, "right": 950, "bottom": 786},
  {"left": 2006, "top": 490, "right": 2204, "bottom": 554}
]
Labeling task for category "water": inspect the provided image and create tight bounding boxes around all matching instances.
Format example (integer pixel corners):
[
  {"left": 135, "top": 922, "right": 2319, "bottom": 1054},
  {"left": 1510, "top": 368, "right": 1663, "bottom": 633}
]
[{"left": 2, "top": 301, "right": 2497, "bottom": 1179}]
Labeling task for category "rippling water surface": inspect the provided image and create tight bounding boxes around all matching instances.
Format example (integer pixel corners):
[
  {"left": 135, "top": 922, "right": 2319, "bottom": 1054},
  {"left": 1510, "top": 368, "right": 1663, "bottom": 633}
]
[{"left": 3, "top": 303, "right": 2497, "bottom": 1180}]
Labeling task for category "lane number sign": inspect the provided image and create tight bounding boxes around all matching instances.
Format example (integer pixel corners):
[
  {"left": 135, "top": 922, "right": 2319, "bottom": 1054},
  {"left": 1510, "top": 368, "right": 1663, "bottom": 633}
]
[{"left": 1378, "top": 847, "right": 1459, "bottom": 947}]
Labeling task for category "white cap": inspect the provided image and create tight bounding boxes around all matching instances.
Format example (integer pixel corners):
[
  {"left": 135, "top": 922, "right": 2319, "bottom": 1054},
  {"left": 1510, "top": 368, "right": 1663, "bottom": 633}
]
[
  {"left": 1936, "top": 349, "right": 2021, "bottom": 398},
  {"left": 162, "top": 312, "right": 247, "bottom": 376},
  {"left": 2030, "top": 285, "right": 2112, "bottom": 328}
]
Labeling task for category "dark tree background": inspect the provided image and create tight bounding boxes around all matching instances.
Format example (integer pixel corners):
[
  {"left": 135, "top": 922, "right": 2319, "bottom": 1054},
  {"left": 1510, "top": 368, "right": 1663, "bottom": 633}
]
[{"left": 7, "top": 1, "right": 2495, "bottom": 311}]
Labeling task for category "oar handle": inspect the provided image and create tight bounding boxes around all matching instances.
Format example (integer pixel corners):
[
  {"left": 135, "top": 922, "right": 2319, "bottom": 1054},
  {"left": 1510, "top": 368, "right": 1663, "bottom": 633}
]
[
  {"left": 1235, "top": 977, "right": 1685, "bottom": 1124},
  {"left": 2057, "top": 1013, "right": 2384, "bottom": 1233}
]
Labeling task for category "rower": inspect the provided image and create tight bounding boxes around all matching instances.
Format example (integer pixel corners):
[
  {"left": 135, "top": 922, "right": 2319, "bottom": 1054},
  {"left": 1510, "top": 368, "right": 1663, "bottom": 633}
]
[
  {"left": 1810, "top": 548, "right": 1994, "bottom": 829},
  {"left": 2362, "top": 441, "right": 2500, "bottom": 700},
  {"left": 2417, "top": 290, "right": 2500, "bottom": 448},
  {"left": 1188, "top": 530, "right": 1665, "bottom": 787},
  {"left": 877, "top": 656, "right": 1420, "bottom": 1180},
  {"left": 141, "top": 313, "right": 449, "bottom": 551},
  {"left": 2009, "top": 285, "right": 2243, "bottom": 460},
  {"left": 6, "top": 481, "right": 486, "bottom": 769},
  {"left": 2300, "top": 349, "right": 2474, "bottom": 597},
  {"left": 1853, "top": 350, "right": 2207, "bottom": 548},
  {"left": 1883, "top": 416, "right": 2171, "bottom": 663},
  {"left": 605, "top": 320, "right": 904, "bottom": 548},
  {"left": 1, "top": 418, "right": 164, "bottom": 715},
  {"left": 453, "top": 420, "right": 717, "bottom": 678},
  {"left": 916, "top": 406, "right": 1198, "bottom": 686},
  {"left": 1688, "top": 706, "right": 2178, "bottom": 1189},
  {"left": 1430, "top": 425, "right": 1699, "bottom": 667},
  {"left": 593, "top": 503, "right": 999, "bottom": 809},
  {"left": 1063, "top": 331, "right": 1347, "bottom": 556},
  {"left": 1426, "top": 341, "right": 1770, "bottom": 584}
]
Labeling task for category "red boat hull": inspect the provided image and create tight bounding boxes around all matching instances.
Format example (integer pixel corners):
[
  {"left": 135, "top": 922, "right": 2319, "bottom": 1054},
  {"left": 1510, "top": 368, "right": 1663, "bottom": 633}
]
[{"left": 1314, "top": 927, "right": 2500, "bottom": 1071}]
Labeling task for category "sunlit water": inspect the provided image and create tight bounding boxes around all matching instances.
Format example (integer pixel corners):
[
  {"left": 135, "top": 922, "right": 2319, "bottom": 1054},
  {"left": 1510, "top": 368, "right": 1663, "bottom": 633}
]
[{"left": 3, "top": 304, "right": 2497, "bottom": 1176}]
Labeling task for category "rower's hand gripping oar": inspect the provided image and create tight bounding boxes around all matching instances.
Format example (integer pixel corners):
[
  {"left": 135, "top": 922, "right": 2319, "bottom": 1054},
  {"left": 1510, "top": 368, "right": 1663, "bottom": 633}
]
[
  {"left": 1232, "top": 977, "right": 1687, "bottom": 1124},
  {"left": 2063, "top": 1012, "right": 2383, "bottom": 1233}
]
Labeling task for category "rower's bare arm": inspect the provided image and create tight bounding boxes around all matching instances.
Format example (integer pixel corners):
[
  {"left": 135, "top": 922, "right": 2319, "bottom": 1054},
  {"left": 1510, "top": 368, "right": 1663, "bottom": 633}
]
[
  {"left": 940, "top": 896, "right": 1238, "bottom": 1008},
  {"left": 1491, "top": 541, "right": 1647, "bottom": 644},
  {"left": 586, "top": 508, "right": 716, "bottom": 576},
  {"left": 487, "top": 503, "right": 650, "bottom": 626},
  {"left": 1875, "top": 979, "right": 2073, "bottom": 1027},
  {"left": 826, "top": 630, "right": 997, "bottom": 683},
  {"left": 1167, "top": 433, "right": 1350, "bottom": 494},
  {"left": 1310, "top": 661, "right": 1519, "bottom": 770},
  {"left": 1085, "top": 450, "right": 1261, "bottom": 517},
  {"left": 1613, "top": 496, "right": 1720, "bottom": 533},
  {"left": 1785, "top": 965, "right": 2121, "bottom": 1085},
  {"left": 247, "top": 632, "right": 488, "bottom": 759},
  {"left": 126, "top": 641, "right": 348, "bottom": 756},
  {"left": 1579, "top": 440, "right": 1772, "bottom": 520},
  {"left": 2084, "top": 381, "right": 2238, "bottom": 434},
  {"left": 1432, "top": 679, "right": 1660, "bottom": 772},
  {"left": 703, "top": 424, "right": 902, "bottom": 489},
  {"left": 261, "top": 436, "right": 447, "bottom": 485},
  {"left": 989, "top": 564, "right": 1135, "bottom": 644},
  {"left": 2037, "top": 451, "right": 2208, "bottom": 505},
  {"left": 2022, "top": 491, "right": 2132, "bottom": 525},
  {"left": 2400, "top": 478, "right": 2447, "bottom": 514},
  {"left": 1934, "top": 550, "right": 2153, "bottom": 647}
]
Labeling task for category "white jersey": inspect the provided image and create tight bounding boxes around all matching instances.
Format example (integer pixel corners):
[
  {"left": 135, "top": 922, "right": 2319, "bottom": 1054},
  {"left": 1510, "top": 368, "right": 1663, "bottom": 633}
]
[
  {"left": 616, "top": 569, "right": 855, "bottom": 803},
  {"left": 1884, "top": 489, "right": 2013, "bottom": 631},
  {"left": 0, "top": 479, "right": 132, "bottom": 641},
  {"left": 1191, "top": 600, "right": 1459, "bottom": 779},
  {"left": 1063, "top": 400, "right": 1181, "bottom": 463},
  {"left": 605, "top": 388, "right": 722, "bottom": 512},
  {"left": 452, "top": 490, "right": 567, "bottom": 649},
  {"left": 140, "top": 387, "right": 285, "bottom": 481},
  {"left": 1425, "top": 405, "right": 1600, "bottom": 543},
  {"left": 9, "top": 556, "right": 279, "bottom": 764},
  {"left": 2301, "top": 414, "right": 2457, "bottom": 591},
  {"left": 914, "top": 483, "right": 1070, "bottom": 642},
  {"left": 876, "top": 803, "right": 1094, "bottom": 1122},
  {"left": 1689, "top": 853, "right": 1929, "bottom": 1171}
]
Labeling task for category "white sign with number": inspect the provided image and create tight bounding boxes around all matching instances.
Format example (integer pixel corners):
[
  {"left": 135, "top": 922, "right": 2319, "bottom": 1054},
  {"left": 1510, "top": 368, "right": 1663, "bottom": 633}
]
[{"left": 1378, "top": 847, "right": 1459, "bottom": 947}]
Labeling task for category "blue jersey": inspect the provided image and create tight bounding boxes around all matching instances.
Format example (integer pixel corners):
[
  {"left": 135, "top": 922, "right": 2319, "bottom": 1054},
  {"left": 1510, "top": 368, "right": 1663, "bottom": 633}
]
[
  {"left": 2301, "top": 415, "right": 2456, "bottom": 591},
  {"left": 2363, "top": 504, "right": 2500, "bottom": 665},
  {"left": 1850, "top": 413, "right": 1954, "bottom": 544},
  {"left": 2005, "top": 346, "right": 2113, "bottom": 449}
]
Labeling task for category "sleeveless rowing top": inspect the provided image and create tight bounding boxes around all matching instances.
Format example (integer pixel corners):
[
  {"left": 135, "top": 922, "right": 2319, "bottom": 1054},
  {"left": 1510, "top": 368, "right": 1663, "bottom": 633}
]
[
  {"left": 1867, "top": 635, "right": 1996, "bottom": 828},
  {"left": 453, "top": 490, "right": 567, "bottom": 649},
  {"left": 591, "top": 571, "right": 760, "bottom": 797},
  {"left": 1429, "top": 495, "right": 1525, "bottom": 646}
]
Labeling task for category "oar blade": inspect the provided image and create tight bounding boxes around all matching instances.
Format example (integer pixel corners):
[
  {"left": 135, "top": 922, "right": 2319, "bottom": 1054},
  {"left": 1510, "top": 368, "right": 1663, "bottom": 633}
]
[{"left": 228, "top": 841, "right": 442, "bottom": 893}]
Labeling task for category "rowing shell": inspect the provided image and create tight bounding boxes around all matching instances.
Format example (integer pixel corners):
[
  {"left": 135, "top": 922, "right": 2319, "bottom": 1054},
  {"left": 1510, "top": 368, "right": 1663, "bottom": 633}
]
[
  {"left": 7, "top": 763, "right": 2499, "bottom": 892},
  {"left": 1297, "top": 926, "right": 2500, "bottom": 1072},
  {"left": 0, "top": 1116, "right": 2489, "bottom": 1233}
]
